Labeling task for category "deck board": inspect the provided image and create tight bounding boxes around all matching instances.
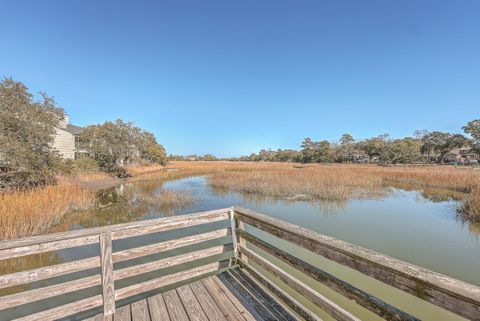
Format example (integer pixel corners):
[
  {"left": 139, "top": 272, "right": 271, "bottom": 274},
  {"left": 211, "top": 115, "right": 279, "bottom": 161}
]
[
  {"left": 190, "top": 281, "right": 228, "bottom": 321},
  {"left": 217, "top": 272, "right": 277, "bottom": 321},
  {"left": 177, "top": 284, "right": 210, "bottom": 321},
  {"left": 230, "top": 269, "right": 297, "bottom": 321},
  {"left": 86, "top": 270, "right": 300, "bottom": 321},
  {"left": 163, "top": 289, "right": 190, "bottom": 321},
  {"left": 115, "top": 304, "right": 132, "bottom": 321},
  {"left": 131, "top": 299, "right": 150, "bottom": 321},
  {"left": 147, "top": 294, "right": 171, "bottom": 321},
  {"left": 203, "top": 276, "right": 252, "bottom": 321}
]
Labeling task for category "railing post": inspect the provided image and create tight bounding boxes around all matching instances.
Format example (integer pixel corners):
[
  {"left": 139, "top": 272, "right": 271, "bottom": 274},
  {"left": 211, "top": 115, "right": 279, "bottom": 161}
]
[
  {"left": 229, "top": 208, "right": 238, "bottom": 264},
  {"left": 232, "top": 208, "right": 248, "bottom": 264},
  {"left": 99, "top": 232, "right": 115, "bottom": 316}
]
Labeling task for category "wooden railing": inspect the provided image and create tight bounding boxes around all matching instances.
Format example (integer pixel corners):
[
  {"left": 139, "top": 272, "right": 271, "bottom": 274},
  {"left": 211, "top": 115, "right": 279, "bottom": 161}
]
[
  {"left": 0, "top": 206, "right": 479, "bottom": 321},
  {"left": 0, "top": 208, "right": 234, "bottom": 320},
  {"left": 233, "top": 206, "right": 480, "bottom": 321}
]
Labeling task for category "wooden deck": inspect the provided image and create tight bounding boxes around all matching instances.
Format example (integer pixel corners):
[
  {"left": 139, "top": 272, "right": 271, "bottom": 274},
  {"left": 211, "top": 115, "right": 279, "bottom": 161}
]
[
  {"left": 1, "top": 206, "right": 480, "bottom": 321},
  {"left": 86, "top": 270, "right": 298, "bottom": 321}
]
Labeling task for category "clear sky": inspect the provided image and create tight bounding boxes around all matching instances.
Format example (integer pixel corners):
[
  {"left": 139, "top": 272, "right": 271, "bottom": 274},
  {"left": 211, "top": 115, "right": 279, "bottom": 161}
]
[{"left": 1, "top": 1, "right": 479, "bottom": 157}]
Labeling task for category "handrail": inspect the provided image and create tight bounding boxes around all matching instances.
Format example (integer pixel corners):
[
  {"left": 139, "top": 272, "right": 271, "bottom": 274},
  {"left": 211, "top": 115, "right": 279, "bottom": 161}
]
[
  {"left": 233, "top": 206, "right": 480, "bottom": 321},
  {"left": 0, "top": 208, "right": 230, "bottom": 250},
  {"left": 0, "top": 207, "right": 233, "bottom": 320},
  {"left": 1, "top": 206, "right": 479, "bottom": 321}
]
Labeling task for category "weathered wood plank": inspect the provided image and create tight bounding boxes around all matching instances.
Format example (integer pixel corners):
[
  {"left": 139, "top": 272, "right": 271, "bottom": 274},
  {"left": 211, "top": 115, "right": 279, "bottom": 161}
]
[
  {"left": 219, "top": 271, "right": 283, "bottom": 321},
  {"left": 236, "top": 220, "right": 248, "bottom": 264},
  {"left": 131, "top": 299, "right": 150, "bottom": 321},
  {"left": 239, "top": 245, "right": 360, "bottom": 321},
  {"left": 207, "top": 275, "right": 260, "bottom": 321},
  {"left": 163, "top": 289, "right": 190, "bottom": 321},
  {"left": 147, "top": 293, "right": 171, "bottom": 321},
  {"left": 84, "top": 313, "right": 113, "bottom": 321},
  {"left": 115, "top": 244, "right": 233, "bottom": 280},
  {"left": 112, "top": 228, "right": 231, "bottom": 263},
  {"left": 177, "top": 284, "right": 209, "bottom": 321},
  {"left": 0, "top": 208, "right": 229, "bottom": 250},
  {"left": 0, "top": 274, "right": 101, "bottom": 310},
  {"left": 229, "top": 209, "right": 239, "bottom": 259},
  {"left": 11, "top": 294, "right": 103, "bottom": 321},
  {"left": 115, "top": 304, "right": 133, "bottom": 321},
  {"left": 230, "top": 268, "right": 298, "bottom": 321},
  {"left": 0, "top": 234, "right": 99, "bottom": 260},
  {"left": 112, "top": 210, "right": 229, "bottom": 240},
  {"left": 234, "top": 206, "right": 480, "bottom": 320},
  {"left": 115, "top": 261, "right": 229, "bottom": 301},
  {"left": 100, "top": 232, "right": 115, "bottom": 316},
  {"left": 238, "top": 229, "right": 418, "bottom": 321},
  {"left": 190, "top": 281, "right": 228, "bottom": 321},
  {"left": 0, "top": 256, "right": 100, "bottom": 290},
  {"left": 202, "top": 277, "right": 253, "bottom": 321},
  {"left": 238, "top": 261, "right": 322, "bottom": 321}
]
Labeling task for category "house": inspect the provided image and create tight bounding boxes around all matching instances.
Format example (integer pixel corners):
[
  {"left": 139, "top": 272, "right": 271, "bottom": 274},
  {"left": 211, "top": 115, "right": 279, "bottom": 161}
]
[
  {"left": 52, "top": 115, "right": 87, "bottom": 160},
  {"left": 443, "top": 147, "right": 479, "bottom": 164}
]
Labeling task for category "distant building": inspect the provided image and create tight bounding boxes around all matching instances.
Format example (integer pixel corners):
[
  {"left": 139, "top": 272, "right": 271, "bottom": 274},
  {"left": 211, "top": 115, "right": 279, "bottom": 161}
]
[
  {"left": 52, "top": 115, "right": 87, "bottom": 160},
  {"left": 443, "top": 147, "right": 479, "bottom": 164}
]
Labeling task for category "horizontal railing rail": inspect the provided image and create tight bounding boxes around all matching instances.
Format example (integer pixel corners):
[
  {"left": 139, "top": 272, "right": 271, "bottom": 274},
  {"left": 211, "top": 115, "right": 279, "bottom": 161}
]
[
  {"left": 0, "top": 208, "right": 233, "bottom": 321},
  {"left": 233, "top": 206, "right": 480, "bottom": 321},
  {"left": 2, "top": 206, "right": 479, "bottom": 321}
]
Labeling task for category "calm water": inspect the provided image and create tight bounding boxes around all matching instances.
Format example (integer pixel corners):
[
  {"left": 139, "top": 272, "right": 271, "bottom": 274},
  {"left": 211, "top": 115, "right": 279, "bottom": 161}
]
[{"left": 1, "top": 176, "right": 479, "bottom": 320}]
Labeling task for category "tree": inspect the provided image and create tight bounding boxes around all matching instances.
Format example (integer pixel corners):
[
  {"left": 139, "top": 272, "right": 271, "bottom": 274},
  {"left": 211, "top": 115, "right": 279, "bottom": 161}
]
[
  {"left": 362, "top": 134, "right": 391, "bottom": 163},
  {"left": 463, "top": 119, "right": 480, "bottom": 151},
  {"left": 340, "top": 133, "right": 355, "bottom": 145},
  {"left": 300, "top": 138, "right": 315, "bottom": 163},
  {"left": 300, "top": 138, "right": 333, "bottom": 163},
  {"left": 136, "top": 131, "right": 167, "bottom": 165},
  {"left": 0, "top": 78, "right": 64, "bottom": 188},
  {"left": 81, "top": 119, "right": 167, "bottom": 173},
  {"left": 337, "top": 134, "right": 356, "bottom": 162},
  {"left": 390, "top": 138, "right": 424, "bottom": 164},
  {"left": 421, "top": 131, "right": 469, "bottom": 162}
]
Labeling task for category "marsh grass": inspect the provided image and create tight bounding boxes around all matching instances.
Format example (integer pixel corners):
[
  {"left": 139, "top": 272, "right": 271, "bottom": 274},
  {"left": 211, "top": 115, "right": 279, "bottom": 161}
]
[
  {"left": 183, "top": 161, "right": 480, "bottom": 222},
  {"left": 3, "top": 161, "right": 479, "bottom": 240},
  {"left": 457, "top": 190, "right": 480, "bottom": 223},
  {"left": 0, "top": 181, "right": 94, "bottom": 239},
  {"left": 129, "top": 189, "right": 194, "bottom": 210}
]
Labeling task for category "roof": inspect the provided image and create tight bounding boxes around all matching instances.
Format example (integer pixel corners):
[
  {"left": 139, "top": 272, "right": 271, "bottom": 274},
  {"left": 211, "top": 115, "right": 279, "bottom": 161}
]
[{"left": 65, "top": 124, "right": 84, "bottom": 135}]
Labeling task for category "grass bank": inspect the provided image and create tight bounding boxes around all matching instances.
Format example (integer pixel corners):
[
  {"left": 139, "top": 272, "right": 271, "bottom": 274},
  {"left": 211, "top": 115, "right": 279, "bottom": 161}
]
[
  {"left": 0, "top": 163, "right": 200, "bottom": 240},
  {"left": 3, "top": 161, "right": 479, "bottom": 239},
  {"left": 0, "top": 180, "right": 94, "bottom": 239},
  {"left": 194, "top": 162, "right": 480, "bottom": 222}
]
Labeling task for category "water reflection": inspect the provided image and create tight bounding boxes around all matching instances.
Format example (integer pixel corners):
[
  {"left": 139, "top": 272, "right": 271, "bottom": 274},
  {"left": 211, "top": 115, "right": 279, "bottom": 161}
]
[{"left": 1, "top": 176, "right": 479, "bottom": 321}]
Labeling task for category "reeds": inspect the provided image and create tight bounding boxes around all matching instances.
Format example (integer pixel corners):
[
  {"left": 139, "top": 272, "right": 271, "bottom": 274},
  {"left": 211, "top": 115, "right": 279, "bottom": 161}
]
[
  {"left": 209, "top": 166, "right": 387, "bottom": 201},
  {"left": 130, "top": 189, "right": 194, "bottom": 209},
  {"left": 178, "top": 161, "right": 480, "bottom": 222},
  {"left": 3, "top": 161, "right": 479, "bottom": 240},
  {"left": 457, "top": 190, "right": 480, "bottom": 223},
  {"left": 0, "top": 181, "right": 94, "bottom": 239}
]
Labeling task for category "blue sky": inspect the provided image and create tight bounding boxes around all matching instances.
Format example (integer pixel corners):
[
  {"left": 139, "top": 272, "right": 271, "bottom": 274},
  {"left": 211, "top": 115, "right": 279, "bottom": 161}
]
[{"left": 1, "top": 1, "right": 479, "bottom": 157}]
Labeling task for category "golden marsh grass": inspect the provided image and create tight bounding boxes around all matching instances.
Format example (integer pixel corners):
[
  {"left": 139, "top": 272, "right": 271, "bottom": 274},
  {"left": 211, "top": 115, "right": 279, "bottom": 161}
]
[
  {"left": 2, "top": 161, "right": 479, "bottom": 240},
  {"left": 0, "top": 181, "right": 94, "bottom": 239}
]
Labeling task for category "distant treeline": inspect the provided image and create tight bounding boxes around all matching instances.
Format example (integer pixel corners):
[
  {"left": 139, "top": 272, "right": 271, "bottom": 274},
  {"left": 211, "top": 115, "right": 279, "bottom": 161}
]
[
  {"left": 235, "top": 122, "right": 480, "bottom": 164},
  {"left": 168, "top": 154, "right": 218, "bottom": 161}
]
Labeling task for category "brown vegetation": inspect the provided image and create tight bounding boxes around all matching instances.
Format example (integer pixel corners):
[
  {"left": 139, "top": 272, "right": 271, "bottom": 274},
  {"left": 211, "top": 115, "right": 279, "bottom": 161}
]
[
  {"left": 457, "top": 190, "right": 480, "bottom": 223},
  {"left": 2, "top": 161, "right": 479, "bottom": 240},
  {"left": 132, "top": 189, "right": 194, "bottom": 209},
  {"left": 0, "top": 180, "right": 94, "bottom": 239},
  {"left": 178, "top": 161, "right": 480, "bottom": 221}
]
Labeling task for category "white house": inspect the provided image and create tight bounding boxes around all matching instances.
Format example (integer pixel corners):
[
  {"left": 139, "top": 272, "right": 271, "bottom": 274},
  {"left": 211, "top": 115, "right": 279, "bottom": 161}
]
[{"left": 52, "top": 115, "right": 86, "bottom": 160}]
